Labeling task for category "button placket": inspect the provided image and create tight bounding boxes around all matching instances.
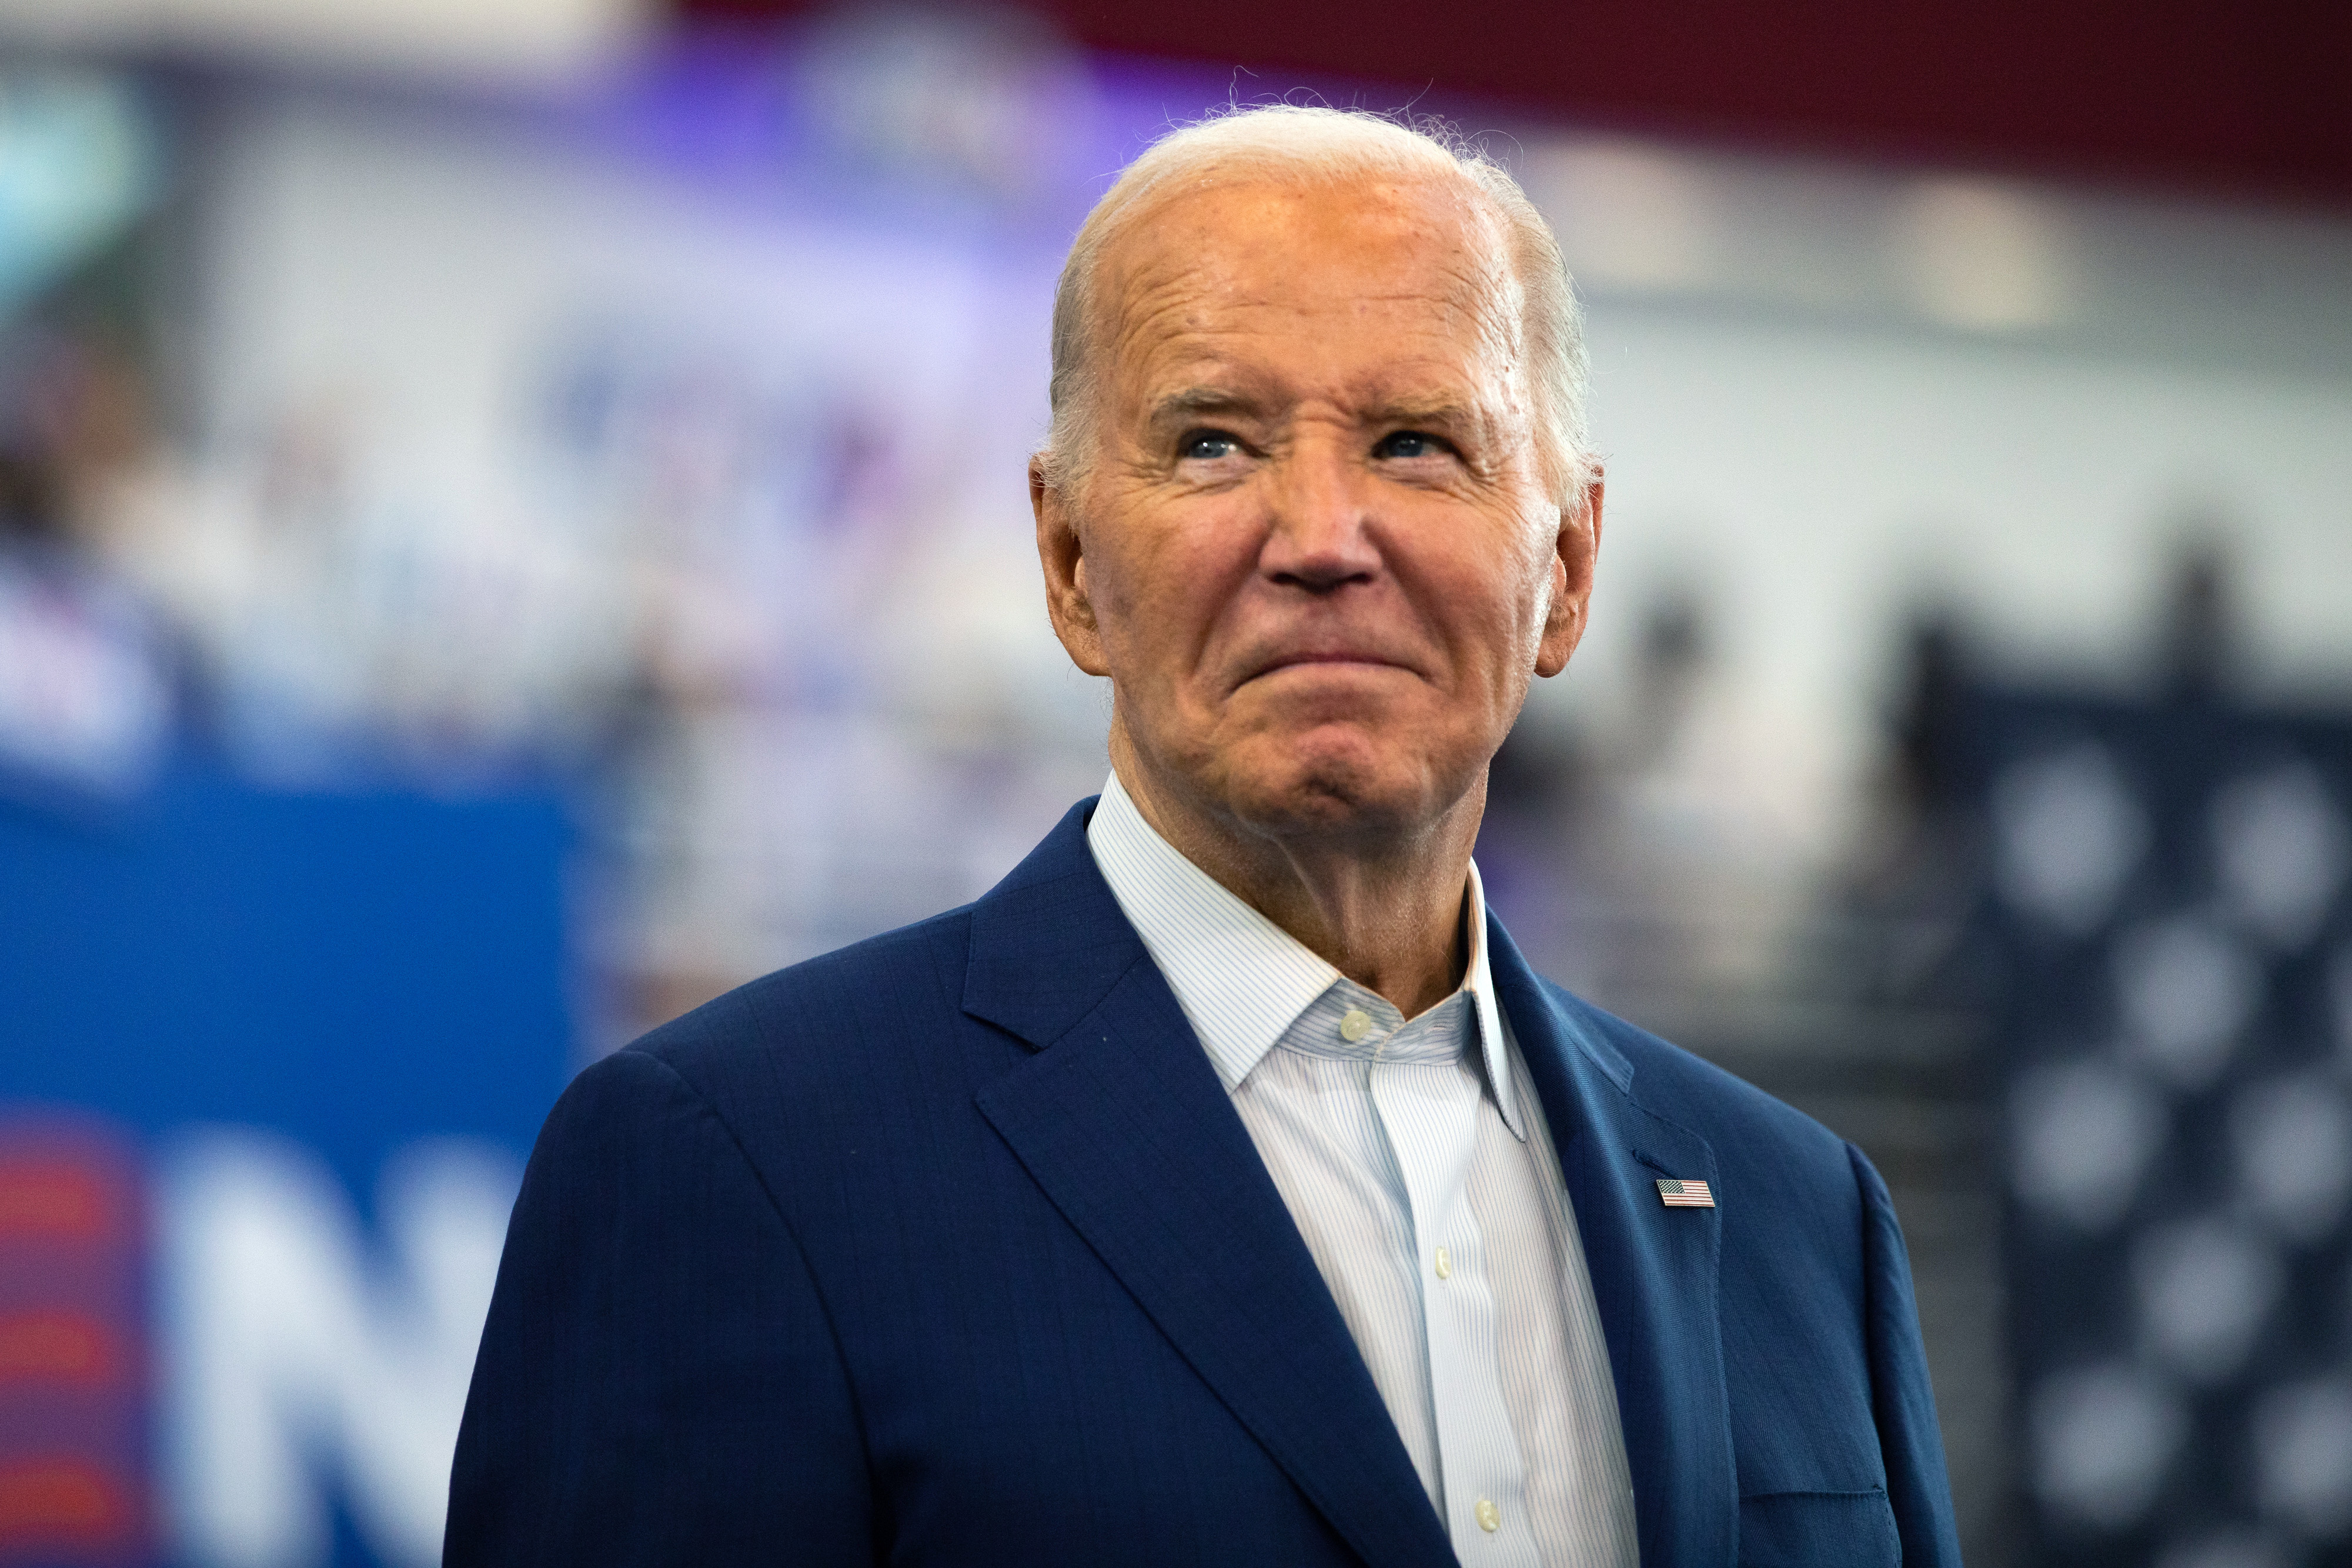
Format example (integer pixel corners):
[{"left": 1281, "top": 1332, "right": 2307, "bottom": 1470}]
[{"left": 1367, "top": 1057, "right": 1539, "bottom": 1566}]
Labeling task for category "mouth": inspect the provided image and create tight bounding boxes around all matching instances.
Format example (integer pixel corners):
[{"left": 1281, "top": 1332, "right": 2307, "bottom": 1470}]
[{"left": 1244, "top": 650, "right": 1414, "bottom": 683}]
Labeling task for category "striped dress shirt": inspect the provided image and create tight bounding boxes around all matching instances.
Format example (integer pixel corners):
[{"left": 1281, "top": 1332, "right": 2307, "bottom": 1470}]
[{"left": 1087, "top": 775, "right": 1639, "bottom": 1568}]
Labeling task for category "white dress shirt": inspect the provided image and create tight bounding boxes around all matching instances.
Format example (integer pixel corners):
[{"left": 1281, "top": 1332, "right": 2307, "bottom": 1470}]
[{"left": 1087, "top": 774, "right": 1639, "bottom": 1568}]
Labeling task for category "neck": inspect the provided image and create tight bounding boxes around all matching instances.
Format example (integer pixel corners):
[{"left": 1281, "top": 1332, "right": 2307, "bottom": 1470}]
[{"left": 1109, "top": 726, "right": 1481, "bottom": 1019}]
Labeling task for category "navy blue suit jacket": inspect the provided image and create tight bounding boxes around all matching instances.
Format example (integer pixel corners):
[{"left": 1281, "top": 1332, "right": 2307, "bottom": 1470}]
[{"left": 447, "top": 800, "right": 1962, "bottom": 1566}]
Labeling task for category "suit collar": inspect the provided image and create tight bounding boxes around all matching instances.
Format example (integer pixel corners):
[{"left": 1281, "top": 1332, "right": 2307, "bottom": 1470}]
[
  {"left": 960, "top": 798, "right": 1145, "bottom": 1053},
  {"left": 964, "top": 800, "right": 1455, "bottom": 1568},
  {"left": 1485, "top": 917, "right": 1737, "bottom": 1568}
]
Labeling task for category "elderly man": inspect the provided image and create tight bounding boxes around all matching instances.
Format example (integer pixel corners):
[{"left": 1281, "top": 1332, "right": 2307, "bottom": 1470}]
[{"left": 447, "top": 107, "right": 1960, "bottom": 1567}]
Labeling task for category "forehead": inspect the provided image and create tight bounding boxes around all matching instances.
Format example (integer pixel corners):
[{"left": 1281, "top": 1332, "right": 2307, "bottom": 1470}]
[{"left": 1094, "top": 175, "right": 1524, "bottom": 403}]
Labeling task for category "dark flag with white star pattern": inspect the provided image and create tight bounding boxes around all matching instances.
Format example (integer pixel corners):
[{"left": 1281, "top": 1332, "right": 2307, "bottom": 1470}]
[{"left": 1959, "top": 686, "right": 2352, "bottom": 1568}]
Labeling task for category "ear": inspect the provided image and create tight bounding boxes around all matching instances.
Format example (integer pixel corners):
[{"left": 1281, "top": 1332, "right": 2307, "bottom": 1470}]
[
  {"left": 1032, "top": 454, "right": 1111, "bottom": 677},
  {"left": 1534, "top": 474, "right": 1603, "bottom": 678}
]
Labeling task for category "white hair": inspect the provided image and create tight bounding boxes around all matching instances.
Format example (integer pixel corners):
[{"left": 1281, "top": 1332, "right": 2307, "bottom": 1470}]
[{"left": 1038, "top": 105, "right": 1592, "bottom": 506}]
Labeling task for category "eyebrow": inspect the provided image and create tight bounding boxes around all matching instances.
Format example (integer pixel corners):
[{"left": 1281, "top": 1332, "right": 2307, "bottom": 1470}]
[
  {"left": 1363, "top": 396, "right": 1483, "bottom": 434},
  {"left": 1145, "top": 387, "right": 1268, "bottom": 429},
  {"left": 1144, "top": 387, "right": 1486, "bottom": 434}
]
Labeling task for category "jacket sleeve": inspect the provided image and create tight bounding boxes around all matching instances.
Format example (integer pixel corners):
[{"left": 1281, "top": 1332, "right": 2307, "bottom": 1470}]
[
  {"left": 445, "top": 1047, "right": 874, "bottom": 1566},
  {"left": 1849, "top": 1142, "right": 1965, "bottom": 1567}
]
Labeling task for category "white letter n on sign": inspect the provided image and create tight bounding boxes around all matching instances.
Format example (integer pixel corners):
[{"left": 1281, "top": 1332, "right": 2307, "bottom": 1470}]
[{"left": 159, "top": 1129, "right": 520, "bottom": 1568}]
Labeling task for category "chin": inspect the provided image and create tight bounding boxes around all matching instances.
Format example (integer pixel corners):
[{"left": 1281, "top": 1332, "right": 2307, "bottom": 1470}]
[{"left": 1218, "top": 731, "right": 1446, "bottom": 840}]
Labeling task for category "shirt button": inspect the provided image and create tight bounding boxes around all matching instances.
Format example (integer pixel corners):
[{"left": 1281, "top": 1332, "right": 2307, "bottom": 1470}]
[
  {"left": 1476, "top": 1498, "right": 1501, "bottom": 1533},
  {"left": 1339, "top": 1008, "right": 1372, "bottom": 1042},
  {"left": 1433, "top": 1246, "right": 1452, "bottom": 1280}
]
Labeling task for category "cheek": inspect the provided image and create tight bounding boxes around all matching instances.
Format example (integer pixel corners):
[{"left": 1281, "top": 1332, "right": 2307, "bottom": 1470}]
[
  {"left": 1091, "top": 500, "right": 1253, "bottom": 667},
  {"left": 1428, "top": 531, "right": 1551, "bottom": 672}
]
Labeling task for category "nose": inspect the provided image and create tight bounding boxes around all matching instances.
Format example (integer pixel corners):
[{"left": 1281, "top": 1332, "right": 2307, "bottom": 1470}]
[{"left": 1260, "top": 435, "right": 1381, "bottom": 595}]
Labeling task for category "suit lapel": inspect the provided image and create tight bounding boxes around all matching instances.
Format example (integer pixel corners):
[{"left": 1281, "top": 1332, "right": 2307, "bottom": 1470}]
[
  {"left": 1486, "top": 917, "right": 1736, "bottom": 1568},
  {"left": 965, "top": 804, "right": 1454, "bottom": 1568}
]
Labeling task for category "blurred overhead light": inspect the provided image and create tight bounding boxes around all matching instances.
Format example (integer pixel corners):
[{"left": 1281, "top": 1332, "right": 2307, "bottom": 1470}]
[
  {"left": 1893, "top": 175, "right": 2077, "bottom": 332},
  {"left": 0, "top": 0, "right": 649, "bottom": 83},
  {"left": 0, "top": 68, "right": 159, "bottom": 320},
  {"left": 1524, "top": 139, "right": 1719, "bottom": 293}
]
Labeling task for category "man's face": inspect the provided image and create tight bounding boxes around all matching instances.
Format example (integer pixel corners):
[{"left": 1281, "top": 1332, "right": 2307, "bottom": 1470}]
[{"left": 1034, "top": 175, "right": 1599, "bottom": 848}]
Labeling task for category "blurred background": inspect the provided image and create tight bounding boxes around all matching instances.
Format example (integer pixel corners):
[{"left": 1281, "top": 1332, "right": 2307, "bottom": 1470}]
[{"left": 1, "top": 1, "right": 2348, "bottom": 1564}]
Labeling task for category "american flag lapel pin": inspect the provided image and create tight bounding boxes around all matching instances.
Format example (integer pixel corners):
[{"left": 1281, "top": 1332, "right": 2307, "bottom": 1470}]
[{"left": 1656, "top": 1177, "right": 1715, "bottom": 1209}]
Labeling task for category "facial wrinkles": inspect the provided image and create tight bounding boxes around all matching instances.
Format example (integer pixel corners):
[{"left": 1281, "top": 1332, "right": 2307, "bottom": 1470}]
[
  {"left": 1108, "top": 184, "right": 1519, "bottom": 406},
  {"left": 1087, "top": 181, "right": 1554, "bottom": 711},
  {"left": 1124, "top": 317, "right": 1527, "bottom": 501},
  {"left": 1088, "top": 174, "right": 1535, "bottom": 438}
]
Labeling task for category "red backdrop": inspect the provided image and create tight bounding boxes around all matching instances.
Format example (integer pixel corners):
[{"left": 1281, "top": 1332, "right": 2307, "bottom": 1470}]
[{"left": 678, "top": 0, "right": 2352, "bottom": 205}]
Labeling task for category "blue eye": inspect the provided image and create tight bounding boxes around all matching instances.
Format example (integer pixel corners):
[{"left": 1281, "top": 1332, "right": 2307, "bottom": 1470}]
[
  {"left": 1180, "top": 430, "right": 1240, "bottom": 461},
  {"left": 1377, "top": 431, "right": 1445, "bottom": 459}
]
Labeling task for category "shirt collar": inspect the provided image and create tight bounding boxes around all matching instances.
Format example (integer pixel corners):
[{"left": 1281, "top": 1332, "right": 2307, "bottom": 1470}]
[{"left": 1086, "top": 771, "right": 1525, "bottom": 1140}]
